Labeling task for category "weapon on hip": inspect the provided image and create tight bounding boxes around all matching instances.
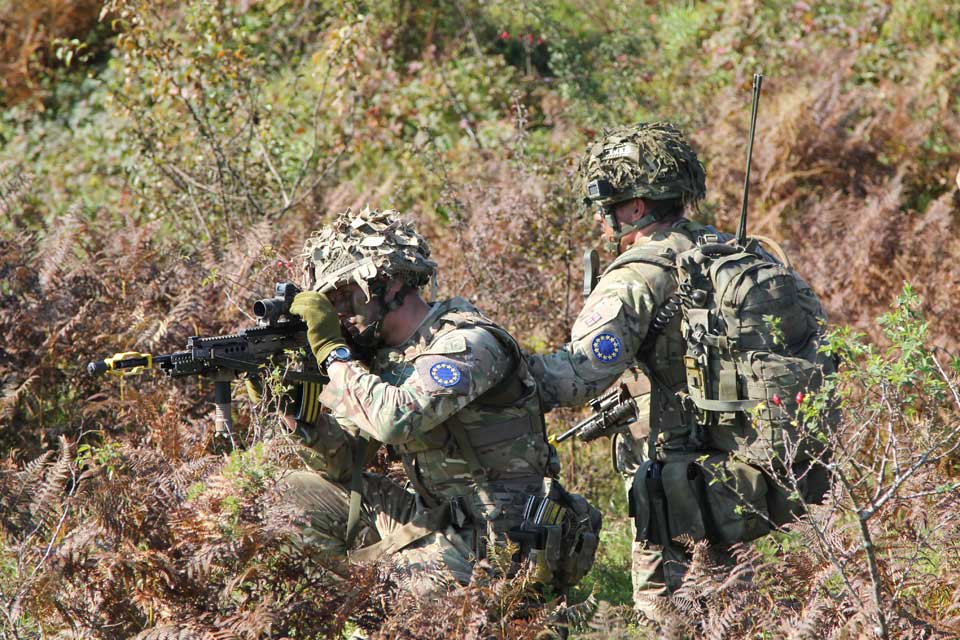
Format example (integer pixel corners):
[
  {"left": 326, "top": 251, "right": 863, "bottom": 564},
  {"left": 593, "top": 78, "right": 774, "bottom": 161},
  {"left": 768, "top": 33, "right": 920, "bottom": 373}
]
[
  {"left": 553, "top": 383, "right": 638, "bottom": 444},
  {"left": 87, "top": 282, "right": 325, "bottom": 442}
]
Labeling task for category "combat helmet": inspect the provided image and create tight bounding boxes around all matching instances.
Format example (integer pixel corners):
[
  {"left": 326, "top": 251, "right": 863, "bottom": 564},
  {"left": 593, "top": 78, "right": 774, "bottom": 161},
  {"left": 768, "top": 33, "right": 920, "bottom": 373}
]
[
  {"left": 581, "top": 122, "right": 706, "bottom": 251},
  {"left": 303, "top": 207, "right": 436, "bottom": 348},
  {"left": 303, "top": 206, "right": 436, "bottom": 301}
]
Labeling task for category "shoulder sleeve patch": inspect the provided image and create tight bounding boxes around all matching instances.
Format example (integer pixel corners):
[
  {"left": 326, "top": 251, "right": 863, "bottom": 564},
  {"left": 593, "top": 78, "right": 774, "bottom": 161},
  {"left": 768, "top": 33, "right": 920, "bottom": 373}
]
[
  {"left": 590, "top": 332, "right": 623, "bottom": 363},
  {"left": 414, "top": 355, "right": 472, "bottom": 394},
  {"left": 572, "top": 296, "right": 624, "bottom": 341}
]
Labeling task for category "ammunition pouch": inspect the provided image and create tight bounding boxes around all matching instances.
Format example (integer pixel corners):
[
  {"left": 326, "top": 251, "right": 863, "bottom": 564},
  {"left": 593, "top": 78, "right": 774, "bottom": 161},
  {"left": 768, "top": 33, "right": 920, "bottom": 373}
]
[
  {"left": 629, "top": 452, "right": 773, "bottom": 547},
  {"left": 507, "top": 478, "right": 602, "bottom": 590}
]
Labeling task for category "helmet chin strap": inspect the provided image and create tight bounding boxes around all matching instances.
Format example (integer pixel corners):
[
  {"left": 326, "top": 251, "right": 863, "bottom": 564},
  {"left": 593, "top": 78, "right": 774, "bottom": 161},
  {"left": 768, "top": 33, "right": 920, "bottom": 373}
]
[{"left": 603, "top": 208, "right": 659, "bottom": 254}]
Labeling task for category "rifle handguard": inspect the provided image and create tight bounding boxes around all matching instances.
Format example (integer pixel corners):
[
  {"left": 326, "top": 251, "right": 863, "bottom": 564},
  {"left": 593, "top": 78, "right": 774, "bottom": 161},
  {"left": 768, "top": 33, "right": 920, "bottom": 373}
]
[
  {"left": 553, "top": 383, "right": 638, "bottom": 444},
  {"left": 87, "top": 352, "right": 154, "bottom": 377},
  {"left": 578, "top": 398, "right": 638, "bottom": 443}
]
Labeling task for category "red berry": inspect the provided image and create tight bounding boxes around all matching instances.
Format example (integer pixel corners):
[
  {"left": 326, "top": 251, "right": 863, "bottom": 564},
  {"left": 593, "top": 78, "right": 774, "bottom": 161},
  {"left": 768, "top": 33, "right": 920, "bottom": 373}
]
[
  {"left": 771, "top": 394, "right": 782, "bottom": 406},
  {"left": 796, "top": 392, "right": 805, "bottom": 404}
]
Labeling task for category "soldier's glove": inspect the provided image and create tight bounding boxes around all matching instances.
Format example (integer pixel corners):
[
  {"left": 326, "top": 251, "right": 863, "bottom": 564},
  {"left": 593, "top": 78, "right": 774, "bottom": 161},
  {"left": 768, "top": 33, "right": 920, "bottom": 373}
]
[{"left": 289, "top": 291, "right": 347, "bottom": 365}]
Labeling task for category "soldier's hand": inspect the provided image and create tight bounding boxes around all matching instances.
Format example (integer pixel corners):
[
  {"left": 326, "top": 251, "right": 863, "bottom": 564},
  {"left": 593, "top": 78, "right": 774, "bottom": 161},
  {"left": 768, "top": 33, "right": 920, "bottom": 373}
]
[{"left": 289, "top": 291, "right": 346, "bottom": 365}]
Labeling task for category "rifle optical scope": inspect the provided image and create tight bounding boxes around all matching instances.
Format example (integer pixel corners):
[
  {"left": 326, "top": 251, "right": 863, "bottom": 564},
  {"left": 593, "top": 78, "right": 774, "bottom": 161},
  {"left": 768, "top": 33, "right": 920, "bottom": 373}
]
[{"left": 253, "top": 282, "right": 301, "bottom": 325}]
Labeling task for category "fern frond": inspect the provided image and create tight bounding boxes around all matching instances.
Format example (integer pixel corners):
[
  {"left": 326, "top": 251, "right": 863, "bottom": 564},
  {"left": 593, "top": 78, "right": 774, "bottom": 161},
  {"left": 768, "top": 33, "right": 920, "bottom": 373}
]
[
  {"left": 0, "top": 373, "right": 38, "bottom": 424},
  {"left": 704, "top": 599, "right": 741, "bottom": 640},
  {"left": 28, "top": 437, "right": 75, "bottom": 530},
  {"left": 158, "top": 455, "right": 221, "bottom": 502},
  {"left": 134, "top": 624, "right": 204, "bottom": 640},
  {"left": 783, "top": 591, "right": 830, "bottom": 640},
  {"left": 38, "top": 205, "right": 81, "bottom": 290}
]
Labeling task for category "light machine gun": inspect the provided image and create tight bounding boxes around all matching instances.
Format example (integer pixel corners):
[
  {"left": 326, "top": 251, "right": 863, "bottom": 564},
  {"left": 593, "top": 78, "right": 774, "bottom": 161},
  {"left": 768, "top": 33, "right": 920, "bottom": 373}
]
[
  {"left": 554, "top": 383, "right": 638, "bottom": 444},
  {"left": 87, "top": 282, "right": 325, "bottom": 443}
]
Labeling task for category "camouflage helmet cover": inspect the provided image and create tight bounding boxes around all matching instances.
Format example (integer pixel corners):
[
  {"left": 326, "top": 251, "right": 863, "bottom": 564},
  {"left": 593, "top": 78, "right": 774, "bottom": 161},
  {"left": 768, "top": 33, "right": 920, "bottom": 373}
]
[
  {"left": 580, "top": 121, "right": 706, "bottom": 208},
  {"left": 302, "top": 206, "right": 437, "bottom": 300}
]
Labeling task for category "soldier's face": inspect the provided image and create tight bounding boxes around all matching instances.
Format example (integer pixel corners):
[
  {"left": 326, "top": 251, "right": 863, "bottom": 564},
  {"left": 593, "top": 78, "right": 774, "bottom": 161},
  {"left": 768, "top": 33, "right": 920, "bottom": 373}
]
[
  {"left": 593, "top": 199, "right": 646, "bottom": 245},
  {"left": 593, "top": 207, "right": 616, "bottom": 243},
  {"left": 326, "top": 283, "right": 384, "bottom": 341}
]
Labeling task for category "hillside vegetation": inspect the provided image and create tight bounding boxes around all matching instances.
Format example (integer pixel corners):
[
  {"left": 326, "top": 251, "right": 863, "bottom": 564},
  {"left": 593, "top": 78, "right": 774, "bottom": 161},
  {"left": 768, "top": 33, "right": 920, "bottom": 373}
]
[{"left": 1, "top": 1, "right": 959, "bottom": 638}]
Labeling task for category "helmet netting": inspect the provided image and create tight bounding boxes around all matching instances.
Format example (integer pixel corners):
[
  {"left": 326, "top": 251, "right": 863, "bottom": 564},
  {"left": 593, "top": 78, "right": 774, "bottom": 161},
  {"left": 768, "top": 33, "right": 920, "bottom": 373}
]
[
  {"left": 580, "top": 121, "right": 706, "bottom": 207},
  {"left": 302, "top": 206, "right": 436, "bottom": 300}
]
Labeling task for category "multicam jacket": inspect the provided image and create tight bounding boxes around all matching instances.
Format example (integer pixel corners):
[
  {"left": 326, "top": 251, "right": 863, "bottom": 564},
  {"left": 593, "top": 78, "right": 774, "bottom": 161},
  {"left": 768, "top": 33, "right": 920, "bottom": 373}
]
[
  {"left": 530, "top": 220, "right": 712, "bottom": 454},
  {"left": 315, "top": 297, "right": 553, "bottom": 529}
]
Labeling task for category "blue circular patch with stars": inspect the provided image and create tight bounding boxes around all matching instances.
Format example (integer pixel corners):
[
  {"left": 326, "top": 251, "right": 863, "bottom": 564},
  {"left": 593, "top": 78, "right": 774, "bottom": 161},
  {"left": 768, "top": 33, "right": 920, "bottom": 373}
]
[
  {"left": 429, "top": 361, "right": 462, "bottom": 387},
  {"left": 591, "top": 333, "right": 622, "bottom": 363}
]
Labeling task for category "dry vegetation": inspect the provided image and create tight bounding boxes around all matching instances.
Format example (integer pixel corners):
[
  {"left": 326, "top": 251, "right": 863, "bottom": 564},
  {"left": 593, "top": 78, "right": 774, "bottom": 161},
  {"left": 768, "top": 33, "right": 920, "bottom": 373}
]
[{"left": 1, "top": 0, "right": 959, "bottom": 638}]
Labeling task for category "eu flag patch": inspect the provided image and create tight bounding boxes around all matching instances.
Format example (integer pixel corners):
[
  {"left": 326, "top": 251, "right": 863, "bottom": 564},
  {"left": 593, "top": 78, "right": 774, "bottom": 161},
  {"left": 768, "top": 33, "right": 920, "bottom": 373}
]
[
  {"left": 591, "top": 333, "right": 622, "bottom": 363},
  {"left": 429, "top": 361, "right": 462, "bottom": 387}
]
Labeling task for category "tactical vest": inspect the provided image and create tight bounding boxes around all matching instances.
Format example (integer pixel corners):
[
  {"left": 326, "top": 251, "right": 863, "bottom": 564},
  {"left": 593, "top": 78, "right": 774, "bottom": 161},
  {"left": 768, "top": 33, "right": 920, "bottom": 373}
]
[
  {"left": 375, "top": 298, "right": 552, "bottom": 523},
  {"left": 600, "top": 222, "right": 701, "bottom": 454}
]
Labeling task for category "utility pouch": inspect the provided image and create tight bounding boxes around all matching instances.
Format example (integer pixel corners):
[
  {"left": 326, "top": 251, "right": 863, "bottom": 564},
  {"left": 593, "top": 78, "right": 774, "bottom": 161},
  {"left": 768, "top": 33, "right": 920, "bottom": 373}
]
[
  {"left": 661, "top": 459, "right": 707, "bottom": 541},
  {"left": 631, "top": 453, "right": 772, "bottom": 546},
  {"left": 507, "top": 478, "right": 601, "bottom": 590},
  {"left": 629, "top": 460, "right": 671, "bottom": 546},
  {"left": 696, "top": 453, "right": 771, "bottom": 544}
]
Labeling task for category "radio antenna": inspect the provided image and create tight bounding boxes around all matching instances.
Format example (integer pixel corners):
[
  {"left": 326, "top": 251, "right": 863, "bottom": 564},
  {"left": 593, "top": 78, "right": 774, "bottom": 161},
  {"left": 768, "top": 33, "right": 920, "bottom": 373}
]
[{"left": 736, "top": 72, "right": 763, "bottom": 246}]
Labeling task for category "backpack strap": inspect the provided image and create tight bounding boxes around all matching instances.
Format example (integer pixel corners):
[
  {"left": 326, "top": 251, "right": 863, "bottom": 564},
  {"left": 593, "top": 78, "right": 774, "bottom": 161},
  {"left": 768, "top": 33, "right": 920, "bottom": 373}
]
[{"left": 602, "top": 243, "right": 677, "bottom": 277}]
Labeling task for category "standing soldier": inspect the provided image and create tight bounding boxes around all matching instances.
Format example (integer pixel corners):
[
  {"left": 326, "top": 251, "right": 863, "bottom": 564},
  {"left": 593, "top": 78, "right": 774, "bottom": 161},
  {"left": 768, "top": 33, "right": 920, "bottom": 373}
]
[
  {"left": 269, "top": 207, "right": 601, "bottom": 597},
  {"left": 528, "top": 122, "right": 834, "bottom": 623}
]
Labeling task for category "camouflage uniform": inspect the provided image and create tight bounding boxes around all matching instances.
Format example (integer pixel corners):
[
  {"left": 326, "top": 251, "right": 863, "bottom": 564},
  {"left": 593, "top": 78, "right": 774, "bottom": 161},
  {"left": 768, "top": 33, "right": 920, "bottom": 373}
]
[
  {"left": 530, "top": 219, "right": 706, "bottom": 605},
  {"left": 529, "top": 122, "right": 832, "bottom": 617},
  {"left": 282, "top": 209, "right": 572, "bottom": 594}
]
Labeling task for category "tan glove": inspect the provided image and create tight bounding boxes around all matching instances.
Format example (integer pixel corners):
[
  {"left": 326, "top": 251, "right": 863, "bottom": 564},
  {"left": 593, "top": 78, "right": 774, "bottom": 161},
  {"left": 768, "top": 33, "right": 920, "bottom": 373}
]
[{"left": 289, "top": 291, "right": 347, "bottom": 365}]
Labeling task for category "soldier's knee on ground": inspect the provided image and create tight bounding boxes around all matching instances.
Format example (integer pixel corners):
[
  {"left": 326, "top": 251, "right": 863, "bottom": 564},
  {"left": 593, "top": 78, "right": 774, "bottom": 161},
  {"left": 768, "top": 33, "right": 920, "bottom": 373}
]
[
  {"left": 391, "top": 527, "right": 475, "bottom": 596},
  {"left": 280, "top": 470, "right": 353, "bottom": 555}
]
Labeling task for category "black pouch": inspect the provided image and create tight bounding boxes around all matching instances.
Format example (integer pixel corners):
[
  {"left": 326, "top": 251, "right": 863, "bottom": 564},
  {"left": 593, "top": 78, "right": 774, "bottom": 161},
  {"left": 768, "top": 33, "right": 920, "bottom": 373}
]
[{"left": 507, "top": 479, "right": 602, "bottom": 590}]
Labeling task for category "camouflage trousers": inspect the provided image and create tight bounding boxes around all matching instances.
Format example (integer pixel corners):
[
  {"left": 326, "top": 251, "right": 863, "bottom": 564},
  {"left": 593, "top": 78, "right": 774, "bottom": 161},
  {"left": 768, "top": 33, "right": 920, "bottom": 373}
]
[{"left": 282, "top": 470, "right": 479, "bottom": 595}]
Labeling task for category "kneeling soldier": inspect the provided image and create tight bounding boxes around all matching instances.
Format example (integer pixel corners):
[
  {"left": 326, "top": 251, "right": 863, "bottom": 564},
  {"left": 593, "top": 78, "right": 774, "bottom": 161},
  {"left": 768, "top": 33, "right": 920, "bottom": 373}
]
[{"left": 272, "top": 207, "right": 601, "bottom": 596}]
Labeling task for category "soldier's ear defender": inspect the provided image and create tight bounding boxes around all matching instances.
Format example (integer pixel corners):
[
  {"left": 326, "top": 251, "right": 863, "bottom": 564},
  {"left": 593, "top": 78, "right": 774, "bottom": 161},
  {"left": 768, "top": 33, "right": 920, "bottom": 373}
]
[{"left": 585, "top": 179, "right": 614, "bottom": 202}]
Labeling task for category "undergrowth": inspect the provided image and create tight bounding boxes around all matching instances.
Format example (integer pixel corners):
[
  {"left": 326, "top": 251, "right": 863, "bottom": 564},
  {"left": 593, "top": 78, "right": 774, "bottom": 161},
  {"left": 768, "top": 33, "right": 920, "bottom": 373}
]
[{"left": 2, "top": 0, "right": 960, "bottom": 637}]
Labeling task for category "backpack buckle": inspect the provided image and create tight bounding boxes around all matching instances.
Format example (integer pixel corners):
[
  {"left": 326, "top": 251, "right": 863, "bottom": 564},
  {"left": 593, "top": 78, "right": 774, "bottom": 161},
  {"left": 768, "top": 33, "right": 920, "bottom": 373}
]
[{"left": 699, "top": 233, "right": 720, "bottom": 245}]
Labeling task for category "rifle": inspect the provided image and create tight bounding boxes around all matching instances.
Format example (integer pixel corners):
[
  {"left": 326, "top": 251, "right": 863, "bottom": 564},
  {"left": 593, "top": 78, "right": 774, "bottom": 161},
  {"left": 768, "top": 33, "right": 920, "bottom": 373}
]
[
  {"left": 87, "top": 282, "right": 325, "bottom": 443},
  {"left": 554, "top": 383, "right": 638, "bottom": 444}
]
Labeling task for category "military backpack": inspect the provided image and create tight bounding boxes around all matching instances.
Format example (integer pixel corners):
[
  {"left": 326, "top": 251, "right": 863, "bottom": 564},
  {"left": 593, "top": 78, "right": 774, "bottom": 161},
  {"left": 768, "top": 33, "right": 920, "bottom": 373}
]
[{"left": 609, "top": 229, "right": 836, "bottom": 466}]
